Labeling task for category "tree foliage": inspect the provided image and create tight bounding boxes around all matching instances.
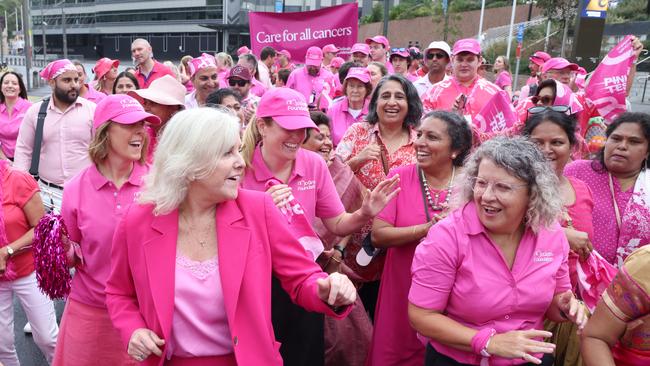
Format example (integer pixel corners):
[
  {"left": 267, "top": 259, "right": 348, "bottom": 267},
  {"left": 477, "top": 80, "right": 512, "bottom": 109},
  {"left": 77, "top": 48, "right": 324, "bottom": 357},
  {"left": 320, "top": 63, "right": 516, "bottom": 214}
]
[
  {"left": 361, "top": 0, "right": 516, "bottom": 24},
  {"left": 607, "top": 0, "right": 650, "bottom": 23}
]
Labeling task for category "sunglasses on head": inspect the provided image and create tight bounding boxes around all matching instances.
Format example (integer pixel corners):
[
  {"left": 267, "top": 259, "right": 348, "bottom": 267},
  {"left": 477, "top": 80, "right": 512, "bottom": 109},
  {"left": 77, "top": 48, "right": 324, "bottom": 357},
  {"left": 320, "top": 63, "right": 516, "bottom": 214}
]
[
  {"left": 391, "top": 47, "right": 407, "bottom": 53},
  {"left": 426, "top": 52, "right": 447, "bottom": 60},
  {"left": 228, "top": 79, "right": 248, "bottom": 87},
  {"left": 527, "top": 105, "right": 571, "bottom": 115},
  {"left": 530, "top": 95, "right": 554, "bottom": 106}
]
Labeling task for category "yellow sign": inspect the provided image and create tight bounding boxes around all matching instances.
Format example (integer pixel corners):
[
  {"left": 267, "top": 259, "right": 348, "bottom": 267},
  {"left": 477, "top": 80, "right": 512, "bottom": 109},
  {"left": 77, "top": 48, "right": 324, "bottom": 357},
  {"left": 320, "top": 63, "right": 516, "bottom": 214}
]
[{"left": 586, "top": 0, "right": 609, "bottom": 12}]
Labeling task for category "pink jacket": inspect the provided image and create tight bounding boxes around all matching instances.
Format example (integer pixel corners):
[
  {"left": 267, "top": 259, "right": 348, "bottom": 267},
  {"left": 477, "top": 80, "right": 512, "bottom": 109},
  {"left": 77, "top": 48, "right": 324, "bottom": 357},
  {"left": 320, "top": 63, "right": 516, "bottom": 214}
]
[{"left": 106, "top": 189, "right": 349, "bottom": 366}]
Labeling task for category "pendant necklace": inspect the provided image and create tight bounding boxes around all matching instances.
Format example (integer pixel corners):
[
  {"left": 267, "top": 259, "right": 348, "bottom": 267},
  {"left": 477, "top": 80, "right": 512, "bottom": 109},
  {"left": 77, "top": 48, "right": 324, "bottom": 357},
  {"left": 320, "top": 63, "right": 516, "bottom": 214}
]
[{"left": 420, "top": 166, "right": 455, "bottom": 212}]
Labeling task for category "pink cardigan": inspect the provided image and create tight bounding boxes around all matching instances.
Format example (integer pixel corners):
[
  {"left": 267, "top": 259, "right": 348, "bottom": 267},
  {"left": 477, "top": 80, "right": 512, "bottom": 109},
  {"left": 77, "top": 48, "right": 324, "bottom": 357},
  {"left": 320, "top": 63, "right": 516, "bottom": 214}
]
[{"left": 106, "top": 189, "right": 350, "bottom": 366}]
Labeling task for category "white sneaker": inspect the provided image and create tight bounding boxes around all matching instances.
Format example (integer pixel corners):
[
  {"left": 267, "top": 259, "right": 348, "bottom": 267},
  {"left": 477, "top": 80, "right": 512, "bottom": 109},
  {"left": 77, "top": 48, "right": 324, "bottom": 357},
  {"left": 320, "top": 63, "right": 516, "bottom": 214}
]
[{"left": 23, "top": 322, "right": 32, "bottom": 334}]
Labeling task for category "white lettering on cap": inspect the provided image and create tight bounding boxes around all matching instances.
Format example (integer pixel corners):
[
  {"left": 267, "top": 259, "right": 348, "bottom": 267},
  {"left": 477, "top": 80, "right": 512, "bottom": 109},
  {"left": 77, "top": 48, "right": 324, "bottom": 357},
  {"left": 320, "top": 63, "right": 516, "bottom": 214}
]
[
  {"left": 286, "top": 99, "right": 308, "bottom": 112},
  {"left": 120, "top": 98, "right": 142, "bottom": 110}
]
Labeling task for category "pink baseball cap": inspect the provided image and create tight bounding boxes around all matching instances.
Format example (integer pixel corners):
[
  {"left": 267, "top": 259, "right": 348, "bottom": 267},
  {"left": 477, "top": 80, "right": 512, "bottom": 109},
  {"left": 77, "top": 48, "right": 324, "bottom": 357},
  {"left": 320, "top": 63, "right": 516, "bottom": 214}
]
[
  {"left": 40, "top": 59, "right": 77, "bottom": 80},
  {"left": 365, "top": 35, "right": 390, "bottom": 49},
  {"left": 93, "top": 58, "right": 120, "bottom": 80},
  {"left": 256, "top": 88, "right": 317, "bottom": 130},
  {"left": 237, "top": 46, "right": 251, "bottom": 56},
  {"left": 322, "top": 44, "right": 340, "bottom": 54},
  {"left": 529, "top": 51, "right": 551, "bottom": 66},
  {"left": 330, "top": 57, "right": 345, "bottom": 69},
  {"left": 452, "top": 38, "right": 481, "bottom": 55},
  {"left": 390, "top": 48, "right": 410, "bottom": 58},
  {"left": 344, "top": 67, "right": 371, "bottom": 84},
  {"left": 542, "top": 57, "right": 579, "bottom": 73},
  {"left": 351, "top": 43, "right": 370, "bottom": 56},
  {"left": 128, "top": 75, "right": 186, "bottom": 107},
  {"left": 188, "top": 53, "right": 217, "bottom": 78},
  {"left": 279, "top": 49, "right": 292, "bottom": 59},
  {"left": 305, "top": 46, "right": 324, "bottom": 67},
  {"left": 93, "top": 94, "right": 161, "bottom": 130}
]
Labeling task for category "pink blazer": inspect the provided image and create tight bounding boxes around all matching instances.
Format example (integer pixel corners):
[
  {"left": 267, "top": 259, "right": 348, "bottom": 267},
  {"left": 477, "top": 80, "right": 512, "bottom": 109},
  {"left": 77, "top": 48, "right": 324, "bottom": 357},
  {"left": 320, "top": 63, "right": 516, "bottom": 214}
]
[{"left": 106, "top": 189, "right": 349, "bottom": 366}]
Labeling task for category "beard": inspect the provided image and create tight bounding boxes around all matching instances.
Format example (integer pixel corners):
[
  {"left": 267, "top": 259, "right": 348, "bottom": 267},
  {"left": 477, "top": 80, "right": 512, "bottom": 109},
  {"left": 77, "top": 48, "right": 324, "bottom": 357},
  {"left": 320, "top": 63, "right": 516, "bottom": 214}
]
[{"left": 54, "top": 86, "right": 78, "bottom": 104}]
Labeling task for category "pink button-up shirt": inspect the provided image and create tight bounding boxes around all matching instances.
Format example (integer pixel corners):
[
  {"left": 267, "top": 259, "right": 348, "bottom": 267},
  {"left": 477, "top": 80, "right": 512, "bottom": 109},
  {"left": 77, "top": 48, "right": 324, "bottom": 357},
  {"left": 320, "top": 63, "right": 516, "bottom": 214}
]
[
  {"left": 326, "top": 97, "right": 369, "bottom": 146},
  {"left": 0, "top": 97, "right": 32, "bottom": 158},
  {"left": 61, "top": 162, "right": 148, "bottom": 308},
  {"left": 169, "top": 254, "right": 233, "bottom": 358},
  {"left": 82, "top": 85, "right": 107, "bottom": 104},
  {"left": 242, "top": 145, "right": 344, "bottom": 224},
  {"left": 410, "top": 201, "right": 571, "bottom": 365},
  {"left": 422, "top": 76, "right": 501, "bottom": 121},
  {"left": 14, "top": 97, "right": 95, "bottom": 185}
]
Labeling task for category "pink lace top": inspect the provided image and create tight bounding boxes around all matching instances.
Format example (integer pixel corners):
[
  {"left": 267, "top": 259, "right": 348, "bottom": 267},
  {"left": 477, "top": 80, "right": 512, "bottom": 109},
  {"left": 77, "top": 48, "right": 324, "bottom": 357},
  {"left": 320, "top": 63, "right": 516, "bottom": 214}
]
[{"left": 168, "top": 253, "right": 233, "bottom": 358}]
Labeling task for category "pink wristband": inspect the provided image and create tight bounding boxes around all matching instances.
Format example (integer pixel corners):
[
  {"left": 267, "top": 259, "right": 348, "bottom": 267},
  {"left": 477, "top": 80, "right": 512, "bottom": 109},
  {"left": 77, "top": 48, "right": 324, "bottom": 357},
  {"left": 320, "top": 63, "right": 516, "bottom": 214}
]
[{"left": 471, "top": 328, "right": 497, "bottom": 356}]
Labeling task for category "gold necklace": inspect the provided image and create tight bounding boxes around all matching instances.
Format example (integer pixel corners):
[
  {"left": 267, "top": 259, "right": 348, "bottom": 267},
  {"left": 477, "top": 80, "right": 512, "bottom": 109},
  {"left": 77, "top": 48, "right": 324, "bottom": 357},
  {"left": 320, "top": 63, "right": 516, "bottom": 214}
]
[{"left": 180, "top": 213, "right": 213, "bottom": 248}]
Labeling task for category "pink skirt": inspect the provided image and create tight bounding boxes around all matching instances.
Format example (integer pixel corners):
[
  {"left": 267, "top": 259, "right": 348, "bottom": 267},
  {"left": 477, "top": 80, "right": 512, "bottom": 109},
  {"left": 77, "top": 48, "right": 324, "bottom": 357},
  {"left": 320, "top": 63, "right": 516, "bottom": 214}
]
[{"left": 52, "top": 298, "right": 137, "bottom": 366}]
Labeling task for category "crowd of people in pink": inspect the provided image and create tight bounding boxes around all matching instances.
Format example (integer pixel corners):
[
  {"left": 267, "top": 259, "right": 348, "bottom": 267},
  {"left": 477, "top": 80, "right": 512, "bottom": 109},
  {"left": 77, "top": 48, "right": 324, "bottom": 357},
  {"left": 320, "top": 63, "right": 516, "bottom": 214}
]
[{"left": 0, "top": 30, "right": 648, "bottom": 366}]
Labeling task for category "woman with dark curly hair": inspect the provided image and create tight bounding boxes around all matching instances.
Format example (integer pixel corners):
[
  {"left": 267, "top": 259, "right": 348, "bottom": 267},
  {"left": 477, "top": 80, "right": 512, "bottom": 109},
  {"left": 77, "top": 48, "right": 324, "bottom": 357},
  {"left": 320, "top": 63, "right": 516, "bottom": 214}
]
[
  {"left": 564, "top": 112, "right": 650, "bottom": 267},
  {"left": 368, "top": 111, "right": 472, "bottom": 366},
  {"left": 0, "top": 71, "right": 31, "bottom": 160}
]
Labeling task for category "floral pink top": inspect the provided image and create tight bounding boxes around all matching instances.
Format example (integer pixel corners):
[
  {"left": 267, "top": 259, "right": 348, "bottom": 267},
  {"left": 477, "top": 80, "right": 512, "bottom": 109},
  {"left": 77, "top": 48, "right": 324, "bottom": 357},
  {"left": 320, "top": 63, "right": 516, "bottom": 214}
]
[{"left": 335, "top": 122, "right": 417, "bottom": 190}]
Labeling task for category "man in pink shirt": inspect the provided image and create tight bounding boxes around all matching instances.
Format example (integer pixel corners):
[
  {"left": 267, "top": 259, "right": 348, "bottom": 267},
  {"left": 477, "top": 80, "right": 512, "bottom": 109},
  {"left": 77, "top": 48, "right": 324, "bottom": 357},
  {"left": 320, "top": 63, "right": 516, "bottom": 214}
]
[
  {"left": 131, "top": 38, "right": 176, "bottom": 89},
  {"left": 413, "top": 41, "right": 451, "bottom": 97},
  {"left": 350, "top": 43, "right": 371, "bottom": 67},
  {"left": 366, "top": 35, "right": 394, "bottom": 73},
  {"left": 227, "top": 65, "right": 260, "bottom": 127},
  {"left": 184, "top": 53, "right": 219, "bottom": 108},
  {"left": 258, "top": 46, "right": 277, "bottom": 89},
  {"left": 286, "top": 46, "right": 335, "bottom": 110},
  {"left": 518, "top": 51, "right": 551, "bottom": 102},
  {"left": 322, "top": 44, "right": 339, "bottom": 69},
  {"left": 238, "top": 53, "right": 267, "bottom": 97},
  {"left": 422, "top": 38, "right": 501, "bottom": 123},
  {"left": 14, "top": 59, "right": 95, "bottom": 212},
  {"left": 72, "top": 60, "right": 106, "bottom": 104}
]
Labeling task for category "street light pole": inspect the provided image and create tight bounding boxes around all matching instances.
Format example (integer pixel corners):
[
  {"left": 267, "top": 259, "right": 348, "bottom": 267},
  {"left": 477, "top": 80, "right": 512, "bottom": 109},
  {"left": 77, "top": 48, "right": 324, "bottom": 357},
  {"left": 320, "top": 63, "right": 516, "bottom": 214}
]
[
  {"left": 478, "top": 0, "right": 486, "bottom": 42},
  {"left": 505, "top": 0, "right": 517, "bottom": 61},
  {"left": 21, "top": 0, "right": 32, "bottom": 90},
  {"left": 41, "top": 3, "right": 47, "bottom": 62},
  {"left": 61, "top": 6, "right": 67, "bottom": 59}
]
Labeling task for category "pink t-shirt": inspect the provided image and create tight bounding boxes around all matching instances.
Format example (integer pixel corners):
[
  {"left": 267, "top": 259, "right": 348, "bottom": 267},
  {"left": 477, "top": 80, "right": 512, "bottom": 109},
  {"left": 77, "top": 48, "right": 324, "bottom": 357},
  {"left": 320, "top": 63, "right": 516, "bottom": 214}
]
[
  {"left": 62, "top": 162, "right": 148, "bottom": 308},
  {"left": 326, "top": 97, "right": 369, "bottom": 146},
  {"left": 422, "top": 77, "right": 501, "bottom": 121},
  {"left": 286, "top": 67, "right": 334, "bottom": 110},
  {"left": 409, "top": 201, "right": 571, "bottom": 365},
  {"left": 0, "top": 98, "right": 32, "bottom": 158},
  {"left": 495, "top": 71, "right": 512, "bottom": 89},
  {"left": 169, "top": 254, "right": 233, "bottom": 357},
  {"left": 217, "top": 69, "right": 230, "bottom": 89},
  {"left": 250, "top": 78, "right": 267, "bottom": 98},
  {"left": 82, "top": 85, "right": 107, "bottom": 104},
  {"left": 242, "top": 145, "right": 345, "bottom": 224},
  {"left": 564, "top": 160, "right": 633, "bottom": 265}
]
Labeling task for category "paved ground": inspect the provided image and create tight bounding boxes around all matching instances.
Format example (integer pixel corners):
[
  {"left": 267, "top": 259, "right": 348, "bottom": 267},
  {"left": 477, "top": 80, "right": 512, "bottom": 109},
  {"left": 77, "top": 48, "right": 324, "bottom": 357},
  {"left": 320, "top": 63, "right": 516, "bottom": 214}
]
[{"left": 12, "top": 298, "right": 64, "bottom": 365}]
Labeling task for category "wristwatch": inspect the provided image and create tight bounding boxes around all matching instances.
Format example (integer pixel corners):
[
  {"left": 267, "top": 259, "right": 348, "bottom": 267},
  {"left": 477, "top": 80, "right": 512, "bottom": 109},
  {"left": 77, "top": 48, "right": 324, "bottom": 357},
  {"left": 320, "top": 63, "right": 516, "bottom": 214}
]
[
  {"left": 5, "top": 246, "right": 14, "bottom": 257},
  {"left": 333, "top": 244, "right": 345, "bottom": 259}
]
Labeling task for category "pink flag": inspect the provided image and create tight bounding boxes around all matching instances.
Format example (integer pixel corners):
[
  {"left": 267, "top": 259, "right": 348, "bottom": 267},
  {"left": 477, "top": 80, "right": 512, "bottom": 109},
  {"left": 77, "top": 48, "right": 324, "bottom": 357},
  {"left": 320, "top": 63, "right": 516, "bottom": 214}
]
[
  {"left": 585, "top": 35, "right": 635, "bottom": 122},
  {"left": 473, "top": 90, "right": 518, "bottom": 134},
  {"left": 249, "top": 4, "right": 358, "bottom": 64}
]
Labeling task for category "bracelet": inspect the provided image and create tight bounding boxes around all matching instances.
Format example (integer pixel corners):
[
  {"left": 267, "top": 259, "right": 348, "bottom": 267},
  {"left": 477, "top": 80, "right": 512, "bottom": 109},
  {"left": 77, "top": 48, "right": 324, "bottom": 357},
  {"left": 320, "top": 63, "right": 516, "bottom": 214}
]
[
  {"left": 471, "top": 328, "right": 497, "bottom": 357},
  {"left": 333, "top": 245, "right": 345, "bottom": 259},
  {"left": 329, "top": 256, "right": 341, "bottom": 264}
]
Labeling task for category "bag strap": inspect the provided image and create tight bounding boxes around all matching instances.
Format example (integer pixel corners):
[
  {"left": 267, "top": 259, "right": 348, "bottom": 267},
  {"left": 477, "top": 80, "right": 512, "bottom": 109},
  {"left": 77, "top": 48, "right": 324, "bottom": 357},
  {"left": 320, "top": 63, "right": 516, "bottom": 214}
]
[
  {"left": 417, "top": 167, "right": 431, "bottom": 222},
  {"left": 29, "top": 97, "right": 50, "bottom": 179}
]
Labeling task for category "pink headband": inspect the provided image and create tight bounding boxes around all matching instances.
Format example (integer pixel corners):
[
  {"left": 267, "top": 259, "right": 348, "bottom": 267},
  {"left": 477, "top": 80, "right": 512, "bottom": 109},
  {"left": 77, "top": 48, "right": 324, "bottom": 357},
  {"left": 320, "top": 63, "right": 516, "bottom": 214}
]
[
  {"left": 188, "top": 53, "right": 217, "bottom": 78},
  {"left": 40, "top": 59, "right": 77, "bottom": 81}
]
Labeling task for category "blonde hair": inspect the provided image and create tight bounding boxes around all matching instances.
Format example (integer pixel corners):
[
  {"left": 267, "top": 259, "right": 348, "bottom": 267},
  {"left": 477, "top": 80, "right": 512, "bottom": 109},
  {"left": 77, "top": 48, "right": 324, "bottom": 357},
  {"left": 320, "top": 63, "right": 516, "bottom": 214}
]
[
  {"left": 241, "top": 117, "right": 269, "bottom": 169},
  {"left": 138, "top": 108, "right": 241, "bottom": 215},
  {"left": 216, "top": 52, "right": 234, "bottom": 68},
  {"left": 163, "top": 61, "right": 182, "bottom": 82},
  {"left": 88, "top": 121, "right": 148, "bottom": 165}
]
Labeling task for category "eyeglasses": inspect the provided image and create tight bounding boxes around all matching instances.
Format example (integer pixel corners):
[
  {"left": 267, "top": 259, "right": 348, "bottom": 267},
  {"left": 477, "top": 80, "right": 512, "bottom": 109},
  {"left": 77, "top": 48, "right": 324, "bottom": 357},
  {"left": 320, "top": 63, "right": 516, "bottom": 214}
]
[
  {"left": 228, "top": 79, "right": 248, "bottom": 87},
  {"left": 391, "top": 47, "right": 407, "bottom": 53},
  {"left": 527, "top": 105, "right": 571, "bottom": 115},
  {"left": 427, "top": 52, "right": 447, "bottom": 60},
  {"left": 471, "top": 177, "right": 527, "bottom": 199},
  {"left": 530, "top": 95, "right": 554, "bottom": 106}
]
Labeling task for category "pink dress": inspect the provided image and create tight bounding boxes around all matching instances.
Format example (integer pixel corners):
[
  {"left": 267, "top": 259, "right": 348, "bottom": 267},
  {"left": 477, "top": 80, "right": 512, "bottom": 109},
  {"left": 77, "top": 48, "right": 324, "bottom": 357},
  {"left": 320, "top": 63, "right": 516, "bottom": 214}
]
[
  {"left": 367, "top": 164, "right": 451, "bottom": 366},
  {"left": 564, "top": 160, "right": 633, "bottom": 265}
]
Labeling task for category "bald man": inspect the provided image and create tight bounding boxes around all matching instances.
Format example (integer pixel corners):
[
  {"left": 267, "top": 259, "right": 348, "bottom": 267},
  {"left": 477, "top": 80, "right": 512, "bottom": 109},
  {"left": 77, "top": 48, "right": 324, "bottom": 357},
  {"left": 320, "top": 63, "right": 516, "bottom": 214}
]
[{"left": 131, "top": 38, "right": 175, "bottom": 88}]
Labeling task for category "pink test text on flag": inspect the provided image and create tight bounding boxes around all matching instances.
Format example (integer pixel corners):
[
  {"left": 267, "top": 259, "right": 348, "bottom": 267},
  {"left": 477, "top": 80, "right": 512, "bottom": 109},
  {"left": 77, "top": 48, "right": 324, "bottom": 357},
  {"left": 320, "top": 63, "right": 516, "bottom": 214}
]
[
  {"left": 585, "top": 35, "right": 635, "bottom": 122},
  {"left": 249, "top": 3, "right": 358, "bottom": 64},
  {"left": 473, "top": 90, "right": 518, "bottom": 134}
]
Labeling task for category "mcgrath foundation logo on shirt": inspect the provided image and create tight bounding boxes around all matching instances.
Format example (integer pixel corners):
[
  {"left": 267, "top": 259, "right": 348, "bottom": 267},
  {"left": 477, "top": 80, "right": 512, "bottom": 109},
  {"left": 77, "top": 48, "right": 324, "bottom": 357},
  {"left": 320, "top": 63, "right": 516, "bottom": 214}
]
[
  {"left": 297, "top": 179, "right": 316, "bottom": 191},
  {"left": 534, "top": 250, "right": 554, "bottom": 263},
  {"left": 287, "top": 99, "right": 308, "bottom": 112}
]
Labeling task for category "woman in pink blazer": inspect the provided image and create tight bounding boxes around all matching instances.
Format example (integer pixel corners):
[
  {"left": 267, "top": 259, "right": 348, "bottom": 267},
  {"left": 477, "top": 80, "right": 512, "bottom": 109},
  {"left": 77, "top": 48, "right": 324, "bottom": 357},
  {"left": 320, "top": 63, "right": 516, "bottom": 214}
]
[{"left": 105, "top": 108, "right": 356, "bottom": 366}]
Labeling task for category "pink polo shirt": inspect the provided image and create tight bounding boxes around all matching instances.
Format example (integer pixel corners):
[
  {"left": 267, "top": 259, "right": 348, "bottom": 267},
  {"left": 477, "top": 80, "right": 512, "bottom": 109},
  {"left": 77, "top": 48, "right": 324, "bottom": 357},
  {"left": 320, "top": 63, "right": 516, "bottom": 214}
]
[
  {"left": 241, "top": 145, "right": 344, "bottom": 224},
  {"left": 495, "top": 71, "right": 512, "bottom": 89},
  {"left": 422, "top": 77, "right": 501, "bottom": 121},
  {"left": 410, "top": 201, "right": 571, "bottom": 365},
  {"left": 135, "top": 60, "right": 175, "bottom": 89},
  {"left": 61, "top": 162, "right": 148, "bottom": 308},
  {"left": 250, "top": 78, "right": 267, "bottom": 98},
  {"left": 286, "top": 67, "right": 334, "bottom": 109},
  {"left": 0, "top": 98, "right": 32, "bottom": 158},
  {"left": 82, "top": 85, "right": 106, "bottom": 104},
  {"left": 326, "top": 97, "right": 369, "bottom": 146},
  {"left": 13, "top": 97, "right": 95, "bottom": 185}
]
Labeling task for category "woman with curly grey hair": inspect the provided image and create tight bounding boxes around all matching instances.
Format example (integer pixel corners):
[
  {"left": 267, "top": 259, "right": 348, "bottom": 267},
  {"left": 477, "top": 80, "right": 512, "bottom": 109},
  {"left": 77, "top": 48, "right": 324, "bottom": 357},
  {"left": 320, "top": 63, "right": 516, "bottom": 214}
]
[{"left": 408, "top": 136, "right": 587, "bottom": 366}]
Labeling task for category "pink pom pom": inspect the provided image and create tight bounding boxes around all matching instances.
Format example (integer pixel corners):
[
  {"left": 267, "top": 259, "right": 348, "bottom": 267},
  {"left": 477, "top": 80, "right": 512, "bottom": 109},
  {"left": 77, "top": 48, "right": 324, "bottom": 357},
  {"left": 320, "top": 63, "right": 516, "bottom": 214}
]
[{"left": 32, "top": 214, "right": 72, "bottom": 299}]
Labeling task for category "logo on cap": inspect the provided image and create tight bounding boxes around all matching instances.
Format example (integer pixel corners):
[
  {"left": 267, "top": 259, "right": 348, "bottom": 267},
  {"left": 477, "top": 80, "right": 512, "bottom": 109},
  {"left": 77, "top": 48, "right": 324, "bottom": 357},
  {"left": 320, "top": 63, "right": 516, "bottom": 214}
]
[
  {"left": 287, "top": 99, "right": 308, "bottom": 112},
  {"left": 120, "top": 98, "right": 142, "bottom": 110}
]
